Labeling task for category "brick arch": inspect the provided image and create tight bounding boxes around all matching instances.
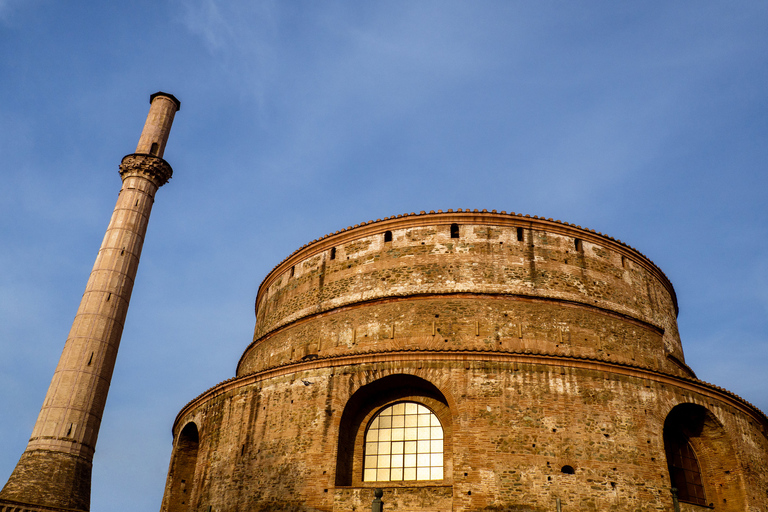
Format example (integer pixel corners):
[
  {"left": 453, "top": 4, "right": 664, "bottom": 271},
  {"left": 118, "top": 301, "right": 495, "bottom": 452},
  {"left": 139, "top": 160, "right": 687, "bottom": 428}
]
[
  {"left": 663, "top": 403, "right": 746, "bottom": 510},
  {"left": 166, "top": 422, "right": 200, "bottom": 512},
  {"left": 342, "top": 365, "right": 458, "bottom": 412},
  {"left": 334, "top": 373, "right": 454, "bottom": 486}
]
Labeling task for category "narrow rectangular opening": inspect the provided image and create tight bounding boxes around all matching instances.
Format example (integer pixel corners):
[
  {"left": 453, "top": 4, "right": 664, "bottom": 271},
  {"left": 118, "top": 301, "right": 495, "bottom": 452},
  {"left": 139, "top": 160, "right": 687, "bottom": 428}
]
[
  {"left": 517, "top": 227, "right": 523, "bottom": 241},
  {"left": 330, "top": 247, "right": 336, "bottom": 260},
  {"left": 574, "top": 238, "right": 583, "bottom": 251},
  {"left": 384, "top": 230, "right": 393, "bottom": 243},
  {"left": 450, "top": 223, "right": 459, "bottom": 238}
]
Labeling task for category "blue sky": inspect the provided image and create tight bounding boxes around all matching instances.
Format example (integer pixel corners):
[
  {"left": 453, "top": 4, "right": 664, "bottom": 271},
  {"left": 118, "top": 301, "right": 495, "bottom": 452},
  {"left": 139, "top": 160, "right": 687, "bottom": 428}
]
[{"left": 1, "top": 2, "right": 766, "bottom": 510}]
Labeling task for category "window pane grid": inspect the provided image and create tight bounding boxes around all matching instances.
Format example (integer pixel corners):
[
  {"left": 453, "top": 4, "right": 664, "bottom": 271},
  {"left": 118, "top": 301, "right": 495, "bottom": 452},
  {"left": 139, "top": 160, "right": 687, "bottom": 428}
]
[
  {"left": 363, "top": 402, "right": 444, "bottom": 482},
  {"left": 668, "top": 434, "right": 706, "bottom": 506}
]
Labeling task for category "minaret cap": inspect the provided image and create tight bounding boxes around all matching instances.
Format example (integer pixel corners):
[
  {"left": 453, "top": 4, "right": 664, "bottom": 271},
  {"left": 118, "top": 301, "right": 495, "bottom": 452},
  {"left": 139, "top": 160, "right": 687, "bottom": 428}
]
[{"left": 150, "top": 91, "right": 181, "bottom": 111}]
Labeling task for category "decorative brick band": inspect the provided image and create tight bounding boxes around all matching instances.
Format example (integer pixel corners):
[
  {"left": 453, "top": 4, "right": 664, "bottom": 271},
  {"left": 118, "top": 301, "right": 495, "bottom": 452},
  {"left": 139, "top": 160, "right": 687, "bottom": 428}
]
[
  {"left": 0, "top": 499, "right": 85, "bottom": 512},
  {"left": 237, "top": 291, "right": 668, "bottom": 376},
  {"left": 174, "top": 348, "right": 768, "bottom": 434}
]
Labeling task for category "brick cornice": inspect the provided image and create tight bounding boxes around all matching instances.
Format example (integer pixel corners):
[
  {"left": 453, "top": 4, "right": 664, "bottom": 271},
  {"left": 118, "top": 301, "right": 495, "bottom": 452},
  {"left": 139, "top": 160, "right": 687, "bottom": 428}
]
[{"left": 174, "top": 349, "right": 768, "bottom": 435}]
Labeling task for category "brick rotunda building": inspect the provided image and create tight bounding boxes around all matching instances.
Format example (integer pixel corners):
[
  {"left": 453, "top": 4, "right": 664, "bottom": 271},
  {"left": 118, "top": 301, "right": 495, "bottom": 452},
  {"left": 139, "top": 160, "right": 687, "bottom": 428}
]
[{"left": 161, "top": 210, "right": 768, "bottom": 512}]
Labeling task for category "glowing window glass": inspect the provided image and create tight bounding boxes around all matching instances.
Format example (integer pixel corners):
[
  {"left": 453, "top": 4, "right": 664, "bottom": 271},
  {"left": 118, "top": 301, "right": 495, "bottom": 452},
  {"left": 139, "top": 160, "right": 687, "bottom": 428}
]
[{"left": 363, "top": 402, "right": 443, "bottom": 482}]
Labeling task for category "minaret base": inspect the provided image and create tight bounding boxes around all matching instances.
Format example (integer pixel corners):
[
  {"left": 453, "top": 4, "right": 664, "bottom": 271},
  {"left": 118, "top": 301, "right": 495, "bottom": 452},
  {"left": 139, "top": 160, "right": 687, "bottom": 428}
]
[{"left": 0, "top": 450, "right": 91, "bottom": 512}]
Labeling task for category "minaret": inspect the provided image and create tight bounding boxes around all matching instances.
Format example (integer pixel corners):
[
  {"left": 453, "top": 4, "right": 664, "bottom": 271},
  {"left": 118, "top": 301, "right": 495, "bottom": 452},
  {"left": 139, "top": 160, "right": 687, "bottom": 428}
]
[{"left": 0, "top": 92, "right": 180, "bottom": 512}]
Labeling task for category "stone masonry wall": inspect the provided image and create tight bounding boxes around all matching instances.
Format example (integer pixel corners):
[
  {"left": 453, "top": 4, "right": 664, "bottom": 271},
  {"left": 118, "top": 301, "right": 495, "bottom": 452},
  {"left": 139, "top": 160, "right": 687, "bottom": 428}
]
[
  {"left": 251, "top": 213, "right": 683, "bottom": 366},
  {"left": 240, "top": 296, "right": 677, "bottom": 377},
  {"left": 165, "top": 361, "right": 768, "bottom": 512}
]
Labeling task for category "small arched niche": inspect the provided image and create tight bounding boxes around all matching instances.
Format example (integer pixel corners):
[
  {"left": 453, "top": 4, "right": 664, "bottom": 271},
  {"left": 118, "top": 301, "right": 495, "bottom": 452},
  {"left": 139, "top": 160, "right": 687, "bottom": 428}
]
[
  {"left": 167, "top": 422, "right": 200, "bottom": 512},
  {"left": 335, "top": 374, "right": 452, "bottom": 487},
  {"left": 663, "top": 403, "right": 745, "bottom": 510}
]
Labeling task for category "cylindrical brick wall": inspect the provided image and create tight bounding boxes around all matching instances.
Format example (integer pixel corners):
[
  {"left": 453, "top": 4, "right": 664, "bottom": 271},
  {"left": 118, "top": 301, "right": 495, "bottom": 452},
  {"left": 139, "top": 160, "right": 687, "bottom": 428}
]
[
  {"left": 161, "top": 211, "right": 768, "bottom": 512},
  {"left": 243, "top": 212, "right": 683, "bottom": 377}
]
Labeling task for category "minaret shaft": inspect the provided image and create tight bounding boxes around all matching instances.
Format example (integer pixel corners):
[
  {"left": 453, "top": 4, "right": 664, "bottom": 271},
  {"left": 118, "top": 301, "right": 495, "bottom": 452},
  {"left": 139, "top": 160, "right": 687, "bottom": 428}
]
[
  {"left": 0, "top": 93, "right": 179, "bottom": 512},
  {"left": 136, "top": 93, "right": 179, "bottom": 157},
  {"left": 28, "top": 174, "right": 157, "bottom": 458}
]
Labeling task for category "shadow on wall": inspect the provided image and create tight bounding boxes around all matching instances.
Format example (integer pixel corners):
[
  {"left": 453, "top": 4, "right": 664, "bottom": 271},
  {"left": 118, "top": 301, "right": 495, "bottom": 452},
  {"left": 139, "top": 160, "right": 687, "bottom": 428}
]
[
  {"left": 663, "top": 403, "right": 746, "bottom": 510},
  {"left": 165, "top": 420, "right": 326, "bottom": 512},
  {"left": 166, "top": 422, "right": 199, "bottom": 512}
]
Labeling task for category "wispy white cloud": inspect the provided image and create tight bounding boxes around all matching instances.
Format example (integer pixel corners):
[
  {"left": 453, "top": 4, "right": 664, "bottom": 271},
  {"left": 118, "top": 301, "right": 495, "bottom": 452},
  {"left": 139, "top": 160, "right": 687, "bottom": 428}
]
[
  {"left": 0, "top": 0, "right": 14, "bottom": 19},
  {"left": 173, "top": 0, "right": 279, "bottom": 106},
  {"left": 0, "top": 0, "right": 25, "bottom": 23},
  {"left": 176, "top": 0, "right": 234, "bottom": 51}
]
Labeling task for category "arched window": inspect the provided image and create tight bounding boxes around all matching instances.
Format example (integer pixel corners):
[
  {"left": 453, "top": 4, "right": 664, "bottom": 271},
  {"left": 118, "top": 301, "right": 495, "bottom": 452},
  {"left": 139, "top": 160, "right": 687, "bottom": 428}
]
[
  {"left": 334, "top": 374, "right": 452, "bottom": 487},
  {"left": 661, "top": 403, "right": 746, "bottom": 508},
  {"left": 665, "top": 432, "right": 706, "bottom": 505},
  {"left": 363, "top": 402, "right": 443, "bottom": 482},
  {"left": 663, "top": 403, "right": 733, "bottom": 508}
]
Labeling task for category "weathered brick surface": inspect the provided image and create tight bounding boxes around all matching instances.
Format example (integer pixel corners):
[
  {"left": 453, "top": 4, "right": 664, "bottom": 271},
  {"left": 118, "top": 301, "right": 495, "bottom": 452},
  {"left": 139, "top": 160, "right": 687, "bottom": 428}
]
[
  {"left": 240, "top": 297, "right": 672, "bottom": 377},
  {"left": 162, "top": 212, "right": 768, "bottom": 512},
  {"left": 0, "top": 450, "right": 91, "bottom": 511},
  {"left": 251, "top": 215, "right": 682, "bottom": 362}
]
